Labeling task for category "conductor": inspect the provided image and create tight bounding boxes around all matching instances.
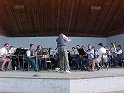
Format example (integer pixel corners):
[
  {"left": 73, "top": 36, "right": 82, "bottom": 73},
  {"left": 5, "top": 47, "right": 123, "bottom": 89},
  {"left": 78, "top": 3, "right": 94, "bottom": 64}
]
[{"left": 56, "top": 33, "right": 71, "bottom": 73}]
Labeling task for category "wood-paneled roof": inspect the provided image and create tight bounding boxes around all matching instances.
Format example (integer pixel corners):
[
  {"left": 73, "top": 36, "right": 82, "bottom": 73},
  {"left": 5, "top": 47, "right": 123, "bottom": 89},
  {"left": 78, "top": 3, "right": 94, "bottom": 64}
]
[{"left": 0, "top": 0, "right": 124, "bottom": 37}]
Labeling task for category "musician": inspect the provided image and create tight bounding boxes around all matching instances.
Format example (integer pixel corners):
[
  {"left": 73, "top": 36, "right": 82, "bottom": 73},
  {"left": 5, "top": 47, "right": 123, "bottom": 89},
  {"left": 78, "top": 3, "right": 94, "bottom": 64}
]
[
  {"left": 104, "top": 46, "right": 111, "bottom": 62},
  {"left": 112, "top": 45, "right": 123, "bottom": 66},
  {"left": 24, "top": 44, "right": 36, "bottom": 71},
  {"left": 0, "top": 43, "right": 12, "bottom": 71},
  {"left": 71, "top": 47, "right": 79, "bottom": 55},
  {"left": 9, "top": 46, "right": 18, "bottom": 70},
  {"left": 78, "top": 45, "right": 91, "bottom": 71},
  {"left": 76, "top": 45, "right": 81, "bottom": 49},
  {"left": 72, "top": 45, "right": 88, "bottom": 71},
  {"left": 110, "top": 42, "right": 117, "bottom": 58},
  {"left": 91, "top": 43, "right": 106, "bottom": 71},
  {"left": 71, "top": 46, "right": 81, "bottom": 70},
  {"left": 51, "top": 52, "right": 59, "bottom": 69},
  {"left": 35, "top": 45, "right": 46, "bottom": 70},
  {"left": 80, "top": 44, "right": 95, "bottom": 71},
  {"left": 86, "top": 44, "right": 95, "bottom": 61}
]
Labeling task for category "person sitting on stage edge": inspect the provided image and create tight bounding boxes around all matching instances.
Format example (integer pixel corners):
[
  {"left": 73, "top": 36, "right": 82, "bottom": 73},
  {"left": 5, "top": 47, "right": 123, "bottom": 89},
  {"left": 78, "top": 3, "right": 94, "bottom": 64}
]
[
  {"left": 24, "top": 44, "right": 37, "bottom": 71},
  {"left": 56, "top": 33, "right": 71, "bottom": 73},
  {"left": 0, "top": 43, "right": 12, "bottom": 71}
]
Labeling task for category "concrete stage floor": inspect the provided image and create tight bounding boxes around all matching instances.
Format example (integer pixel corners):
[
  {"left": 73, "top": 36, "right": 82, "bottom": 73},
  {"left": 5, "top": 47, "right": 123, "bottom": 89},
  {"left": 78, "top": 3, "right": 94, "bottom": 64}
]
[{"left": 0, "top": 68, "right": 124, "bottom": 79}]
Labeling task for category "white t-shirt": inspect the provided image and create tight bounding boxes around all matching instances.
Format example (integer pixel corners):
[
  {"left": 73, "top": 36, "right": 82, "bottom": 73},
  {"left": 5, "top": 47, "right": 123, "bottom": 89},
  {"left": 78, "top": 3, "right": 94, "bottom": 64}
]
[
  {"left": 0, "top": 47, "right": 8, "bottom": 57},
  {"left": 26, "top": 50, "right": 31, "bottom": 57},
  {"left": 98, "top": 47, "right": 106, "bottom": 56},
  {"left": 96, "top": 47, "right": 106, "bottom": 62}
]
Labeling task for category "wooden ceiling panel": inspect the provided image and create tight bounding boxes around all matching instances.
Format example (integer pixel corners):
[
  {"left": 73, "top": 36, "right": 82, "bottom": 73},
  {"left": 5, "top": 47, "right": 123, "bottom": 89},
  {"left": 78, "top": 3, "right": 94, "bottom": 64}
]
[{"left": 0, "top": 0, "right": 124, "bottom": 37}]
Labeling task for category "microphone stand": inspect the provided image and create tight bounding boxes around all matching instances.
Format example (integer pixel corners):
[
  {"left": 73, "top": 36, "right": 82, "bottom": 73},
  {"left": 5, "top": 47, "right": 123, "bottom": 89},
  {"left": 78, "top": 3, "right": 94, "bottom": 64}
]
[{"left": 33, "top": 51, "right": 40, "bottom": 77}]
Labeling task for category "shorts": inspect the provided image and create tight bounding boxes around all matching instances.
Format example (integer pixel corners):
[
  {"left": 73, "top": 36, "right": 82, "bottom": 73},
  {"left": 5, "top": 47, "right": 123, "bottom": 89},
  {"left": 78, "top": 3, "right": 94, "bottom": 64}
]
[{"left": 2, "top": 57, "right": 11, "bottom": 62}]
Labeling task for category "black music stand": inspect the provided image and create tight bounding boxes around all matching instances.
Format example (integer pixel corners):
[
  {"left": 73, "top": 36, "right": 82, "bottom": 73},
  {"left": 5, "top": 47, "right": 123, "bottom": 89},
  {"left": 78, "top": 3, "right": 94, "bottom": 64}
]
[
  {"left": 14, "top": 48, "right": 27, "bottom": 70},
  {"left": 42, "top": 48, "right": 52, "bottom": 72},
  {"left": 33, "top": 50, "right": 48, "bottom": 77},
  {"left": 33, "top": 51, "right": 40, "bottom": 77},
  {"left": 14, "top": 48, "right": 27, "bottom": 55}
]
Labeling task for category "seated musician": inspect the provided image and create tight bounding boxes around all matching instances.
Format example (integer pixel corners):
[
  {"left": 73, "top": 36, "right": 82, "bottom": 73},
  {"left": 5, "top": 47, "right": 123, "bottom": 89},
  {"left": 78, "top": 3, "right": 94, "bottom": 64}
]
[
  {"left": 35, "top": 45, "right": 46, "bottom": 70},
  {"left": 86, "top": 44, "right": 95, "bottom": 61},
  {"left": 91, "top": 43, "right": 106, "bottom": 71},
  {"left": 24, "top": 44, "right": 36, "bottom": 71},
  {"left": 112, "top": 45, "right": 123, "bottom": 66},
  {"left": 9, "top": 46, "right": 18, "bottom": 70},
  {"left": 76, "top": 45, "right": 89, "bottom": 71},
  {"left": 83, "top": 44, "right": 95, "bottom": 71},
  {"left": 78, "top": 45, "right": 91, "bottom": 71},
  {"left": 104, "top": 46, "right": 111, "bottom": 63},
  {"left": 52, "top": 52, "right": 59, "bottom": 69},
  {"left": 71, "top": 47, "right": 79, "bottom": 56},
  {"left": 0, "top": 43, "right": 12, "bottom": 71},
  {"left": 71, "top": 46, "right": 80, "bottom": 70}
]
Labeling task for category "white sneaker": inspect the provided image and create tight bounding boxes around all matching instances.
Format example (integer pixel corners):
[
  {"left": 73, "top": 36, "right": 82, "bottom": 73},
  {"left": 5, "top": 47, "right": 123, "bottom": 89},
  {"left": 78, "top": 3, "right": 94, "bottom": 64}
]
[
  {"left": 65, "top": 70, "right": 71, "bottom": 73},
  {"left": 60, "top": 70, "right": 65, "bottom": 73},
  {"left": 1, "top": 68, "right": 5, "bottom": 72}
]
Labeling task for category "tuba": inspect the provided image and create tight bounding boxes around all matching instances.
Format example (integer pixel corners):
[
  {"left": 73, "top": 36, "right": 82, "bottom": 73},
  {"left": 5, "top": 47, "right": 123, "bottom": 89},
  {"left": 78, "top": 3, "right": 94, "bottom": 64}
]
[{"left": 110, "top": 42, "right": 117, "bottom": 58}]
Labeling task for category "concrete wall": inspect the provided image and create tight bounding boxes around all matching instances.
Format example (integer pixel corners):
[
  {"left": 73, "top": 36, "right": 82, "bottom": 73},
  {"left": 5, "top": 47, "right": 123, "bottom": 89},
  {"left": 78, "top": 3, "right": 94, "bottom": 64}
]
[
  {"left": 0, "top": 33, "right": 123, "bottom": 51},
  {"left": 0, "top": 76, "right": 124, "bottom": 93},
  {"left": 70, "top": 76, "right": 124, "bottom": 93},
  {"left": 0, "top": 78, "right": 70, "bottom": 93},
  {"left": 1, "top": 36, "right": 106, "bottom": 50},
  {"left": 0, "top": 35, "right": 8, "bottom": 48}
]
